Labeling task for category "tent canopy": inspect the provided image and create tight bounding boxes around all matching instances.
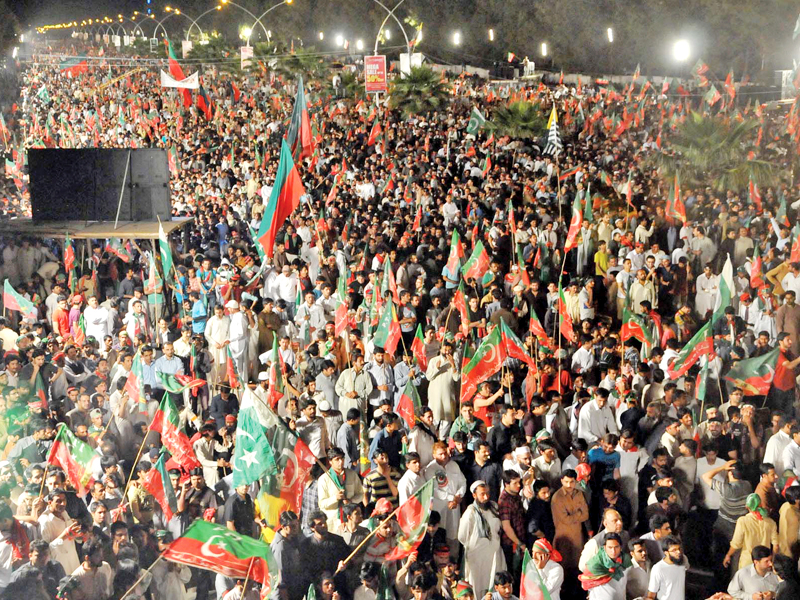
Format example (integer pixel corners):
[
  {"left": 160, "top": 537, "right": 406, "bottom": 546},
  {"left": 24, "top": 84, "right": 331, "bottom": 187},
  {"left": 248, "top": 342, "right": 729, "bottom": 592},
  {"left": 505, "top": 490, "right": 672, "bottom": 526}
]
[{"left": 0, "top": 218, "right": 193, "bottom": 240}]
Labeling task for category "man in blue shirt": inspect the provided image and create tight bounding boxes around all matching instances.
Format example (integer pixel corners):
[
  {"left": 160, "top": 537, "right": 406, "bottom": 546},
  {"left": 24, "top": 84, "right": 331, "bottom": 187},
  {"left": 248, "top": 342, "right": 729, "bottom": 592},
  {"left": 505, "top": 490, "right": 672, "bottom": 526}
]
[
  {"left": 153, "top": 342, "right": 184, "bottom": 402},
  {"left": 191, "top": 292, "right": 207, "bottom": 335}
]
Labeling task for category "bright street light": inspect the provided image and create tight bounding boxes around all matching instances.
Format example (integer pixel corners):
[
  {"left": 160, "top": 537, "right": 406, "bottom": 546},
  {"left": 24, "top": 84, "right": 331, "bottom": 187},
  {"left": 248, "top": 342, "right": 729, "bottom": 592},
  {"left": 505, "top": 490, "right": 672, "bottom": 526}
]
[
  {"left": 384, "top": 28, "right": 391, "bottom": 40},
  {"left": 318, "top": 31, "right": 324, "bottom": 40},
  {"left": 488, "top": 28, "right": 494, "bottom": 42},
  {"left": 673, "top": 39, "right": 691, "bottom": 62},
  {"left": 540, "top": 42, "right": 548, "bottom": 57},
  {"left": 241, "top": 26, "right": 252, "bottom": 39},
  {"left": 335, "top": 33, "right": 343, "bottom": 47},
  {"left": 452, "top": 31, "right": 461, "bottom": 45},
  {"left": 607, "top": 27, "right": 613, "bottom": 43},
  {"left": 356, "top": 39, "right": 364, "bottom": 50}
]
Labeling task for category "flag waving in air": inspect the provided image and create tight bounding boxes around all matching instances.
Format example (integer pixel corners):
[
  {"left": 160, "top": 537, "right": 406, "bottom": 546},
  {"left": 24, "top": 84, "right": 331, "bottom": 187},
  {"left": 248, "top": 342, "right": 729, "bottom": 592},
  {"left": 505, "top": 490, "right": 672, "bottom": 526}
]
[
  {"left": 163, "top": 520, "right": 279, "bottom": 596},
  {"left": 723, "top": 347, "right": 780, "bottom": 396},
  {"left": 150, "top": 394, "right": 201, "bottom": 471},
  {"left": 3, "top": 280, "right": 37, "bottom": 320},
  {"left": 257, "top": 140, "right": 306, "bottom": 258},
  {"left": 47, "top": 423, "right": 100, "bottom": 496},
  {"left": 384, "top": 479, "right": 435, "bottom": 560}
]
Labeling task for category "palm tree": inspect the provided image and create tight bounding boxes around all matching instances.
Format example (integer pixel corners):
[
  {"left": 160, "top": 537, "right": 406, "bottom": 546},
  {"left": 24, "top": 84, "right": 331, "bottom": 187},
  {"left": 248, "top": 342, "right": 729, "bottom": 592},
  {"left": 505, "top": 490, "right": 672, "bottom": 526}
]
[
  {"left": 323, "top": 70, "right": 363, "bottom": 102},
  {"left": 489, "top": 101, "right": 547, "bottom": 140},
  {"left": 185, "top": 35, "right": 235, "bottom": 65},
  {"left": 649, "top": 111, "right": 776, "bottom": 193},
  {"left": 389, "top": 66, "right": 450, "bottom": 118}
]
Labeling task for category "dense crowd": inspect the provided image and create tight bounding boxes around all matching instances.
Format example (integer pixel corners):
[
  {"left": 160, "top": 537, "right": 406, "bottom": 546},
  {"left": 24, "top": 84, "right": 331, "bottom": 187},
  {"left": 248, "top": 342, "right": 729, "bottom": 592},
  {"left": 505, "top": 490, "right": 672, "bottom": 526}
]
[{"left": 0, "top": 40, "right": 800, "bottom": 600}]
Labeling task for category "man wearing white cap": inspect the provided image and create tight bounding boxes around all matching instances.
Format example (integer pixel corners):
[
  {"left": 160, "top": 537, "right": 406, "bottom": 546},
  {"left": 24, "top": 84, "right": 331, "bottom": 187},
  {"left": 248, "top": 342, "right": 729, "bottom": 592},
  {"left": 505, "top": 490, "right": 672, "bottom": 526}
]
[
  {"left": 226, "top": 300, "right": 253, "bottom": 384},
  {"left": 457, "top": 480, "right": 505, "bottom": 598}
]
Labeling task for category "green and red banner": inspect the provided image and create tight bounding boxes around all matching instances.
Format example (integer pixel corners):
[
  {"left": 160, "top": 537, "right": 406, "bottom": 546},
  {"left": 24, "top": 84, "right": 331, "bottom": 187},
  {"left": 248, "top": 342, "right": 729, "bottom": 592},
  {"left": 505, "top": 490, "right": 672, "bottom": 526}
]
[
  {"left": 462, "top": 240, "right": 490, "bottom": 282},
  {"left": 47, "top": 423, "right": 99, "bottom": 496},
  {"left": 124, "top": 349, "right": 148, "bottom": 414},
  {"left": 396, "top": 378, "right": 422, "bottom": 430},
  {"left": 226, "top": 345, "right": 242, "bottom": 390},
  {"left": 621, "top": 307, "right": 654, "bottom": 350},
  {"left": 150, "top": 394, "right": 201, "bottom": 471},
  {"left": 444, "top": 229, "right": 465, "bottom": 277},
  {"left": 257, "top": 140, "right": 305, "bottom": 258},
  {"left": 410, "top": 324, "right": 427, "bottom": 371},
  {"left": 163, "top": 520, "right": 279, "bottom": 597},
  {"left": 142, "top": 451, "right": 178, "bottom": 522},
  {"left": 564, "top": 191, "right": 583, "bottom": 251},
  {"left": 286, "top": 75, "right": 313, "bottom": 161},
  {"left": 59, "top": 55, "right": 88, "bottom": 76},
  {"left": 667, "top": 321, "right": 714, "bottom": 380},
  {"left": 157, "top": 372, "right": 206, "bottom": 395},
  {"left": 384, "top": 479, "right": 434, "bottom": 560},
  {"left": 723, "top": 347, "right": 780, "bottom": 396},
  {"left": 750, "top": 244, "right": 765, "bottom": 289},
  {"left": 373, "top": 302, "right": 401, "bottom": 356},
  {"left": 3, "top": 280, "right": 37, "bottom": 319},
  {"left": 557, "top": 283, "right": 576, "bottom": 344},
  {"left": 520, "top": 549, "right": 552, "bottom": 600}
]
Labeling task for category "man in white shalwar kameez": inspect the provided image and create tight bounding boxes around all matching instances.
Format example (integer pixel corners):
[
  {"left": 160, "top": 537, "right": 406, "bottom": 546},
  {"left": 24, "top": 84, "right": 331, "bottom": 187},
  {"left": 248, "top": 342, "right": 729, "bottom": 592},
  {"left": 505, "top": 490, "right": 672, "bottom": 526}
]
[
  {"left": 695, "top": 265, "right": 718, "bottom": 319},
  {"left": 425, "top": 343, "right": 459, "bottom": 433},
  {"left": 457, "top": 481, "right": 506, "bottom": 598},
  {"left": 204, "top": 305, "right": 230, "bottom": 387},
  {"left": 425, "top": 442, "right": 467, "bottom": 551},
  {"left": 226, "top": 300, "right": 252, "bottom": 385},
  {"left": 397, "top": 452, "right": 426, "bottom": 504}
]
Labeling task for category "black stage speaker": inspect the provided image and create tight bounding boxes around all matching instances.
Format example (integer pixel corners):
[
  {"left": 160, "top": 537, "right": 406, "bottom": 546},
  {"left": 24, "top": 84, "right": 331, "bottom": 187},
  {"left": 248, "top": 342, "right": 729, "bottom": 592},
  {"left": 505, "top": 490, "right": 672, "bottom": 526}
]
[{"left": 28, "top": 148, "right": 171, "bottom": 222}]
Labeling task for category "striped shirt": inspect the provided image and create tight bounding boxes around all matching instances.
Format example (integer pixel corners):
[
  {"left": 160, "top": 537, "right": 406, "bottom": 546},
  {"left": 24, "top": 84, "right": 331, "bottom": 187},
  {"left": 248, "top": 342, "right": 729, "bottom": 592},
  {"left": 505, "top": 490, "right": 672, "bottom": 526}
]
[
  {"left": 363, "top": 468, "right": 401, "bottom": 507},
  {"left": 711, "top": 478, "right": 752, "bottom": 525}
]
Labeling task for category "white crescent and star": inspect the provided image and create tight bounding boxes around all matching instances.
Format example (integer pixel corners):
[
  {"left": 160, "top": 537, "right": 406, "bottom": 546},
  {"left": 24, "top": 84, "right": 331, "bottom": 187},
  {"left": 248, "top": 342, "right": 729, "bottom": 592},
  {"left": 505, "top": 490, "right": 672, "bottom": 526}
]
[
  {"left": 200, "top": 535, "right": 228, "bottom": 558},
  {"left": 238, "top": 449, "right": 259, "bottom": 468}
]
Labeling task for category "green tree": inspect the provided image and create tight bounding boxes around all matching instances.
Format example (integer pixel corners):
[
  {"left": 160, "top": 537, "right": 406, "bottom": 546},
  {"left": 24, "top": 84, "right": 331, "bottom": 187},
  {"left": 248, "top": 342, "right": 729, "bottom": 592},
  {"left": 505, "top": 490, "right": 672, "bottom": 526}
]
[
  {"left": 649, "top": 111, "right": 777, "bottom": 193},
  {"left": 389, "top": 66, "right": 449, "bottom": 118},
  {"left": 489, "top": 101, "right": 547, "bottom": 139}
]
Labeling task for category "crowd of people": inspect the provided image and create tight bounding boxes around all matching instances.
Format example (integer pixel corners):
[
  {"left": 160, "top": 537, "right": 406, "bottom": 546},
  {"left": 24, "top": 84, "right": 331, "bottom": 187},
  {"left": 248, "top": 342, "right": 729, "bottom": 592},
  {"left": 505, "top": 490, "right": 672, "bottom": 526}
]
[{"left": 0, "top": 38, "right": 800, "bottom": 600}]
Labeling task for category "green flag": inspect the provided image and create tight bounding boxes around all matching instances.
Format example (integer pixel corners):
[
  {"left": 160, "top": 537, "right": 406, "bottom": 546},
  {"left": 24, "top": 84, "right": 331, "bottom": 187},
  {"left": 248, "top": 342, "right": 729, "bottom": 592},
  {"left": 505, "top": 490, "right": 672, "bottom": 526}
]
[
  {"left": 158, "top": 220, "right": 174, "bottom": 279},
  {"left": 37, "top": 86, "right": 50, "bottom": 103},
  {"left": 466, "top": 107, "right": 486, "bottom": 136},
  {"left": 233, "top": 405, "right": 278, "bottom": 487}
]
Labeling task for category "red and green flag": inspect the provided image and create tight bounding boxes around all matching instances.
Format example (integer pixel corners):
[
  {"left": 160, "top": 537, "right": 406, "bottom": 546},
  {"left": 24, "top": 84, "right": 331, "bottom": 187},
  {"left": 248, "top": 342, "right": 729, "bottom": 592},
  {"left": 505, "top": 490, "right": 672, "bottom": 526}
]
[
  {"left": 751, "top": 244, "right": 765, "bottom": 289},
  {"left": 481, "top": 155, "right": 492, "bottom": 177},
  {"left": 621, "top": 307, "right": 654, "bottom": 350},
  {"left": 167, "top": 146, "right": 179, "bottom": 177},
  {"left": 285, "top": 75, "right": 313, "bottom": 161},
  {"left": 452, "top": 281, "right": 470, "bottom": 337},
  {"left": 266, "top": 337, "right": 285, "bottom": 408},
  {"left": 373, "top": 302, "right": 401, "bottom": 356},
  {"left": 396, "top": 378, "right": 422, "bottom": 430},
  {"left": 749, "top": 176, "right": 763, "bottom": 213},
  {"left": 412, "top": 205, "right": 422, "bottom": 231},
  {"left": 197, "top": 85, "right": 213, "bottom": 120},
  {"left": 157, "top": 372, "right": 206, "bottom": 395},
  {"left": 529, "top": 310, "right": 552, "bottom": 351},
  {"left": 367, "top": 119, "right": 383, "bottom": 147},
  {"left": 460, "top": 322, "right": 534, "bottom": 403},
  {"left": 47, "top": 423, "right": 99, "bottom": 496},
  {"left": 150, "top": 394, "right": 202, "bottom": 471},
  {"left": 558, "top": 165, "right": 580, "bottom": 181},
  {"left": 105, "top": 238, "right": 131, "bottom": 262},
  {"left": 777, "top": 193, "right": 791, "bottom": 227},
  {"left": 264, "top": 416, "right": 317, "bottom": 514},
  {"left": 142, "top": 451, "right": 178, "bottom": 522},
  {"left": 462, "top": 240, "right": 490, "bottom": 282},
  {"left": 384, "top": 479, "right": 434, "bottom": 560},
  {"left": 3, "top": 280, "right": 37, "bottom": 319},
  {"left": 124, "top": 349, "right": 148, "bottom": 414},
  {"left": 165, "top": 40, "right": 192, "bottom": 108},
  {"left": 666, "top": 174, "right": 687, "bottom": 223},
  {"left": 257, "top": 140, "right": 305, "bottom": 258},
  {"left": 667, "top": 321, "right": 714, "bottom": 380},
  {"left": 557, "top": 283, "right": 576, "bottom": 344},
  {"left": 791, "top": 224, "right": 800, "bottom": 263},
  {"left": 520, "top": 549, "right": 552, "bottom": 600},
  {"left": 444, "top": 229, "right": 465, "bottom": 278},
  {"left": 59, "top": 55, "right": 88, "bottom": 76},
  {"left": 73, "top": 313, "right": 86, "bottom": 346},
  {"left": 33, "top": 372, "right": 48, "bottom": 409},
  {"left": 64, "top": 233, "right": 76, "bottom": 291},
  {"left": 226, "top": 345, "right": 242, "bottom": 390},
  {"left": 564, "top": 191, "right": 583, "bottom": 252},
  {"left": 410, "top": 324, "right": 427, "bottom": 371},
  {"left": 723, "top": 347, "right": 780, "bottom": 396},
  {"left": 163, "top": 520, "right": 279, "bottom": 596}
]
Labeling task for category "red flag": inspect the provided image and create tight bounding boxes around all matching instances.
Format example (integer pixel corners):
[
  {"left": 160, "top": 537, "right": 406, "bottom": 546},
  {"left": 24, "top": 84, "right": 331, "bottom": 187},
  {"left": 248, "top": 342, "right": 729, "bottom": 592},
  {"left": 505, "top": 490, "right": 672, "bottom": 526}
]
[
  {"left": 412, "top": 205, "right": 422, "bottom": 232},
  {"left": 410, "top": 324, "right": 427, "bottom": 371}
]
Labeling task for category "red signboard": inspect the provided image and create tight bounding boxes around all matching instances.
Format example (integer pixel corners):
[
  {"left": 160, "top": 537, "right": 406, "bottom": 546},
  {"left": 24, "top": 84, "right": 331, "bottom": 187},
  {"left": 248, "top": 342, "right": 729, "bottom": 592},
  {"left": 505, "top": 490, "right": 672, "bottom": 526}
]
[{"left": 365, "top": 55, "right": 388, "bottom": 93}]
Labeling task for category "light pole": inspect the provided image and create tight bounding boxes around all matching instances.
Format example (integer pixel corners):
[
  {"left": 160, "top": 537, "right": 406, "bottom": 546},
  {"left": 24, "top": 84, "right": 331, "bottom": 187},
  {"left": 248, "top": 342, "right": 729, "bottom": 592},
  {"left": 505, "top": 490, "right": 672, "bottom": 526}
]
[
  {"left": 218, "top": 0, "right": 269, "bottom": 41},
  {"left": 185, "top": 5, "right": 220, "bottom": 41},
  {"left": 244, "top": 0, "right": 292, "bottom": 46},
  {"left": 371, "top": 0, "right": 412, "bottom": 56}
]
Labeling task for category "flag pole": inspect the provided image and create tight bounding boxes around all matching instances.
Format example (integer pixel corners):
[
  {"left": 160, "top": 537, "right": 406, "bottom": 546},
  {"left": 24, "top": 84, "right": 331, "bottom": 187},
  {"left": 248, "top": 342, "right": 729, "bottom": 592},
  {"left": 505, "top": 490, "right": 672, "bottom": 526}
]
[
  {"left": 335, "top": 501, "right": 404, "bottom": 573},
  {"left": 242, "top": 557, "right": 255, "bottom": 597},
  {"left": 122, "top": 409, "right": 157, "bottom": 501},
  {"left": 118, "top": 553, "right": 165, "bottom": 600}
]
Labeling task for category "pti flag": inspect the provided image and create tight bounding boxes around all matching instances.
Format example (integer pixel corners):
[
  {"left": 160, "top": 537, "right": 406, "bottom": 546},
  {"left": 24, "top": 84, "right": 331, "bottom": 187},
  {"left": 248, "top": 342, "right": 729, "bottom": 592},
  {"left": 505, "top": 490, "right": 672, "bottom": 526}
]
[
  {"left": 47, "top": 423, "right": 99, "bottom": 496},
  {"left": 723, "top": 347, "right": 780, "bottom": 396},
  {"left": 150, "top": 394, "right": 202, "bottom": 471},
  {"left": 384, "top": 479, "right": 434, "bottom": 560},
  {"left": 163, "top": 520, "right": 279, "bottom": 596}
]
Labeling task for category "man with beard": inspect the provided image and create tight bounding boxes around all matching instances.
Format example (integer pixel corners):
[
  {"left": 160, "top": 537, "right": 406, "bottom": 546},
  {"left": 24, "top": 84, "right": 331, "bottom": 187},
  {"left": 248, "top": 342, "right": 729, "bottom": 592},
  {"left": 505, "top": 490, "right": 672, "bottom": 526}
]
[{"left": 457, "top": 481, "right": 506, "bottom": 598}]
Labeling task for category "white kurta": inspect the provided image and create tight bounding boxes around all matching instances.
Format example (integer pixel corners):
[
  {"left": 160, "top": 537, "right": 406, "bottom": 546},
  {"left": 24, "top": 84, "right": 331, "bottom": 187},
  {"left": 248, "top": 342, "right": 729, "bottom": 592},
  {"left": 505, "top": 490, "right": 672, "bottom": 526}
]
[
  {"left": 205, "top": 314, "right": 231, "bottom": 385},
  {"left": 229, "top": 311, "right": 249, "bottom": 381},
  {"left": 425, "top": 356, "right": 459, "bottom": 424},
  {"left": 424, "top": 459, "right": 467, "bottom": 540},
  {"left": 39, "top": 510, "right": 80, "bottom": 575},
  {"left": 695, "top": 274, "right": 718, "bottom": 317},
  {"left": 457, "top": 503, "right": 506, "bottom": 598},
  {"left": 536, "top": 561, "right": 564, "bottom": 600}
]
